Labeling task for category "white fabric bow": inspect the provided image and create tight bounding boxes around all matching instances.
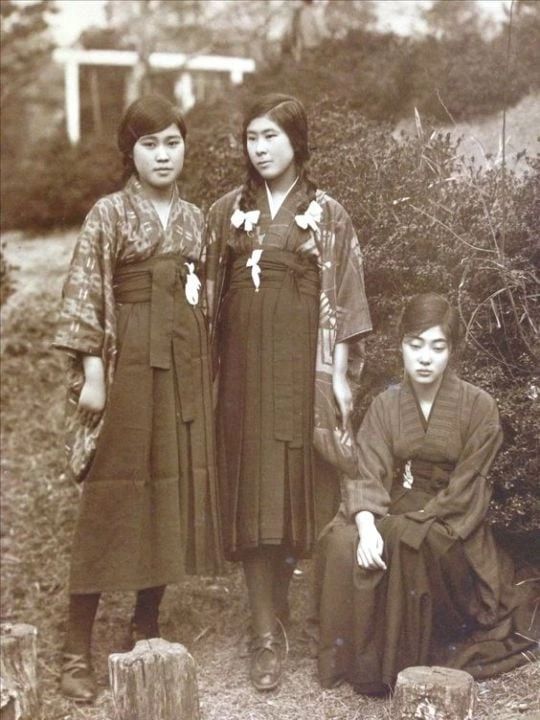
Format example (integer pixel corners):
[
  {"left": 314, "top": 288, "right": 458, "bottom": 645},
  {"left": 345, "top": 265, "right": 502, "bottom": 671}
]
[
  {"left": 402, "top": 460, "right": 414, "bottom": 489},
  {"left": 231, "top": 208, "right": 261, "bottom": 232},
  {"left": 246, "top": 249, "right": 263, "bottom": 291},
  {"left": 184, "top": 262, "right": 201, "bottom": 306},
  {"left": 295, "top": 200, "right": 323, "bottom": 232}
]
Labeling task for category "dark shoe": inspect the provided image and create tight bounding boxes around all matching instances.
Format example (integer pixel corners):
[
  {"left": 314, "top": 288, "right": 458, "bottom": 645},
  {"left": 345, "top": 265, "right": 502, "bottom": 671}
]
[
  {"left": 60, "top": 653, "right": 97, "bottom": 703},
  {"left": 249, "top": 620, "right": 289, "bottom": 691}
]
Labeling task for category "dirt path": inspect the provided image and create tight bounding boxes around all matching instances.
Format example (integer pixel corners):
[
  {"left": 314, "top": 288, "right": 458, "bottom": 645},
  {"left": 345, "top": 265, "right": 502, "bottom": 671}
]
[{"left": 2, "top": 229, "right": 77, "bottom": 309}]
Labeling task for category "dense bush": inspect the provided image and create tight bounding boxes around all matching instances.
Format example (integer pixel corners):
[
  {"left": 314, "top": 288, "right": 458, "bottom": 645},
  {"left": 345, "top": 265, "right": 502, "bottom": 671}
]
[{"left": 0, "top": 134, "right": 122, "bottom": 232}]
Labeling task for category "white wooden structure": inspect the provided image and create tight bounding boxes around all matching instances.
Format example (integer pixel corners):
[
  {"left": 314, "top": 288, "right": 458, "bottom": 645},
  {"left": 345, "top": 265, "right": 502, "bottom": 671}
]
[{"left": 54, "top": 48, "right": 256, "bottom": 144}]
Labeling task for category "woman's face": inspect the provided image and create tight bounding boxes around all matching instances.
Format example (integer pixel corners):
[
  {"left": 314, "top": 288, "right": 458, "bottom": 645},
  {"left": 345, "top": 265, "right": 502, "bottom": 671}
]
[
  {"left": 402, "top": 325, "right": 450, "bottom": 388},
  {"left": 133, "top": 123, "right": 185, "bottom": 192},
  {"left": 246, "top": 115, "right": 296, "bottom": 185}
]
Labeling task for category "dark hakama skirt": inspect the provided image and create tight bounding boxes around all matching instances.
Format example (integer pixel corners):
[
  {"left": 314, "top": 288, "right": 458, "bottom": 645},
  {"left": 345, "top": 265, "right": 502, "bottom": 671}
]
[
  {"left": 316, "top": 464, "right": 536, "bottom": 693},
  {"left": 217, "top": 248, "right": 320, "bottom": 560},
  {"left": 69, "top": 253, "right": 222, "bottom": 594}
]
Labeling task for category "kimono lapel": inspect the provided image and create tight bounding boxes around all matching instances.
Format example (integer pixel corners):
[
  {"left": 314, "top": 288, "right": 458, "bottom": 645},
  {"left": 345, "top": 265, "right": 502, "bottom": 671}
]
[
  {"left": 422, "top": 371, "right": 461, "bottom": 458},
  {"left": 255, "top": 181, "right": 305, "bottom": 249},
  {"left": 400, "top": 371, "right": 461, "bottom": 460},
  {"left": 400, "top": 380, "right": 427, "bottom": 457},
  {"left": 121, "top": 176, "right": 166, "bottom": 262},
  {"left": 123, "top": 178, "right": 202, "bottom": 262}
]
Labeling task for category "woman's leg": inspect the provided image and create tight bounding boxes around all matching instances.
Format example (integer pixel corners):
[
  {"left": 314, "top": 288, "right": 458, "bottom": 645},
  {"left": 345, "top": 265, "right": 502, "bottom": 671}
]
[
  {"left": 243, "top": 549, "right": 276, "bottom": 637},
  {"left": 62, "top": 593, "right": 100, "bottom": 701},
  {"left": 131, "top": 585, "right": 166, "bottom": 641},
  {"left": 243, "top": 547, "right": 286, "bottom": 690},
  {"left": 64, "top": 592, "right": 101, "bottom": 656},
  {"left": 272, "top": 550, "right": 296, "bottom": 625}
]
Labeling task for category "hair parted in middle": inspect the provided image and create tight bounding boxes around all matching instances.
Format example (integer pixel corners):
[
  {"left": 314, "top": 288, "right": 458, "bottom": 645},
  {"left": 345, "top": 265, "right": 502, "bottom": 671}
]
[
  {"left": 399, "top": 293, "right": 462, "bottom": 350},
  {"left": 239, "top": 93, "right": 317, "bottom": 214}
]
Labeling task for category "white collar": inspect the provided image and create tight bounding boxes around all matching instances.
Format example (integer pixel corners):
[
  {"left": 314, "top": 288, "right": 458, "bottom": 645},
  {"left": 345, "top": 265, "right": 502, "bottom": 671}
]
[{"left": 265, "top": 176, "right": 299, "bottom": 220}]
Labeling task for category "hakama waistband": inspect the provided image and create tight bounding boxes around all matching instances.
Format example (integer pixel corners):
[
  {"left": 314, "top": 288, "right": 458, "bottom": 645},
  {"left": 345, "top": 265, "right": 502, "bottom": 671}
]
[
  {"left": 228, "top": 248, "right": 320, "bottom": 447},
  {"left": 113, "top": 253, "right": 201, "bottom": 422}
]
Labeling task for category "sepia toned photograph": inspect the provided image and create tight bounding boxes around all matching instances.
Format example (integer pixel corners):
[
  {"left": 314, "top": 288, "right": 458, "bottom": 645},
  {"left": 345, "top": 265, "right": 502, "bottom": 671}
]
[{"left": 1, "top": 1, "right": 538, "bottom": 718}]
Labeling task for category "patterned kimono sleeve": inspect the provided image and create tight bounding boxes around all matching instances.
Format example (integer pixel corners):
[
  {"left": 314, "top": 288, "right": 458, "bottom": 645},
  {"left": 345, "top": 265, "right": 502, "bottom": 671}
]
[
  {"left": 203, "top": 202, "right": 221, "bottom": 312},
  {"left": 408, "top": 391, "right": 503, "bottom": 540},
  {"left": 333, "top": 207, "right": 372, "bottom": 344},
  {"left": 54, "top": 202, "right": 110, "bottom": 356},
  {"left": 343, "top": 394, "right": 394, "bottom": 520}
]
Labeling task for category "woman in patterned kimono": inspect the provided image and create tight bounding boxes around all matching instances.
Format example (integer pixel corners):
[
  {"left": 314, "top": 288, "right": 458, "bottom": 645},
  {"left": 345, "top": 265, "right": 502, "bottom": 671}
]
[
  {"left": 316, "top": 293, "right": 537, "bottom": 694},
  {"left": 54, "top": 96, "right": 222, "bottom": 702},
  {"left": 205, "top": 94, "right": 372, "bottom": 690}
]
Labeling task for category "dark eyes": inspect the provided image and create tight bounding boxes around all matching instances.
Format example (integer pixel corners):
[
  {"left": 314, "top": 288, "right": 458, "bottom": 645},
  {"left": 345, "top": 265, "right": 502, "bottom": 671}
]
[
  {"left": 406, "top": 341, "right": 447, "bottom": 352},
  {"left": 247, "top": 133, "right": 278, "bottom": 141},
  {"left": 140, "top": 140, "right": 182, "bottom": 148}
]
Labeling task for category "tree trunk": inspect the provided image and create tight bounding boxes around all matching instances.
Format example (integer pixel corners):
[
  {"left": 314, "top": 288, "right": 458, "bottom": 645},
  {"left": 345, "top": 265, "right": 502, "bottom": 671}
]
[
  {"left": 392, "top": 666, "right": 476, "bottom": 720},
  {"left": 0, "top": 623, "right": 39, "bottom": 720},
  {"left": 109, "top": 639, "right": 200, "bottom": 720}
]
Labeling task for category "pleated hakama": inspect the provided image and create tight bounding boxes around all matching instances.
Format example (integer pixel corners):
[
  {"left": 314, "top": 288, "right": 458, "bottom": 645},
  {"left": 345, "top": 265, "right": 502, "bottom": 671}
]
[{"left": 217, "top": 249, "right": 320, "bottom": 560}]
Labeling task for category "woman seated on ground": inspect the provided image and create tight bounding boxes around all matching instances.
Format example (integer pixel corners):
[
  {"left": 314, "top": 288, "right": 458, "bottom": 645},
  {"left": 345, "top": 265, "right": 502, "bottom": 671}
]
[{"left": 315, "top": 292, "right": 537, "bottom": 695}]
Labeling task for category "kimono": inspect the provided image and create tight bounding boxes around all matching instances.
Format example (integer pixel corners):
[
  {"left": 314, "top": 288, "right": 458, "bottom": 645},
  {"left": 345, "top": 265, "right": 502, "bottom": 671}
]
[
  {"left": 205, "top": 182, "right": 371, "bottom": 559},
  {"left": 316, "top": 371, "right": 537, "bottom": 692},
  {"left": 54, "top": 177, "right": 223, "bottom": 593}
]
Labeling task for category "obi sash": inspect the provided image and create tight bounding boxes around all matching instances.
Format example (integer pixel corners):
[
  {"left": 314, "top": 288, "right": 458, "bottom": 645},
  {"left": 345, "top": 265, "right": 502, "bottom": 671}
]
[
  {"left": 395, "top": 458, "right": 455, "bottom": 496},
  {"left": 113, "top": 253, "right": 202, "bottom": 423},
  {"left": 389, "top": 459, "right": 457, "bottom": 551},
  {"left": 228, "top": 248, "right": 320, "bottom": 448}
]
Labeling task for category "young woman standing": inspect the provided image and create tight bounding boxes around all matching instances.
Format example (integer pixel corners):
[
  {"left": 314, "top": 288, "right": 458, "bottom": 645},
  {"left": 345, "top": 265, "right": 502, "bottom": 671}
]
[
  {"left": 54, "top": 95, "right": 222, "bottom": 702},
  {"left": 205, "top": 93, "right": 371, "bottom": 690}
]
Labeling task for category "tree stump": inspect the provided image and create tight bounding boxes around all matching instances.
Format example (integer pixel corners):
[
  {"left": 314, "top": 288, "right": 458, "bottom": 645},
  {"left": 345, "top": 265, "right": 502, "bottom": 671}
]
[
  {"left": 392, "top": 666, "right": 476, "bottom": 720},
  {"left": 0, "top": 623, "right": 39, "bottom": 720},
  {"left": 109, "top": 638, "right": 200, "bottom": 720}
]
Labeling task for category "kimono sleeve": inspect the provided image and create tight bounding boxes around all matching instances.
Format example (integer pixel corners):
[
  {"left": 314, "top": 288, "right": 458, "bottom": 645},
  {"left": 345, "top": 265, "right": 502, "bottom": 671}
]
[
  {"left": 203, "top": 201, "right": 221, "bottom": 315},
  {"left": 342, "top": 394, "right": 394, "bottom": 520},
  {"left": 333, "top": 206, "right": 372, "bottom": 344},
  {"left": 408, "top": 390, "right": 503, "bottom": 540},
  {"left": 54, "top": 202, "right": 109, "bottom": 356}
]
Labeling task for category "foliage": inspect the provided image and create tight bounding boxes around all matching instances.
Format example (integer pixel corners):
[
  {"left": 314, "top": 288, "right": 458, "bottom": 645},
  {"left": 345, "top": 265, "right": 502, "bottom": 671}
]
[
  {"left": 0, "top": 0, "right": 57, "bottom": 107},
  {"left": 0, "top": 135, "right": 122, "bottom": 232},
  {"left": 0, "top": 243, "right": 15, "bottom": 305}
]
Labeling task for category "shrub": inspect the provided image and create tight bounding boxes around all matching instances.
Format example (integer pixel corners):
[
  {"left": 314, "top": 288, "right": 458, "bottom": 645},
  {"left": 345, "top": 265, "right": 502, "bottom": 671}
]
[{"left": 0, "top": 134, "right": 122, "bottom": 232}]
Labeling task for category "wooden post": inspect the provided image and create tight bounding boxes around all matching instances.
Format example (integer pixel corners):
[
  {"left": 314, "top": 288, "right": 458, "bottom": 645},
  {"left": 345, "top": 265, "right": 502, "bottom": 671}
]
[
  {"left": 64, "top": 57, "right": 80, "bottom": 145},
  {"left": 0, "top": 624, "right": 39, "bottom": 720},
  {"left": 392, "top": 666, "right": 476, "bottom": 720},
  {"left": 109, "top": 639, "right": 200, "bottom": 720}
]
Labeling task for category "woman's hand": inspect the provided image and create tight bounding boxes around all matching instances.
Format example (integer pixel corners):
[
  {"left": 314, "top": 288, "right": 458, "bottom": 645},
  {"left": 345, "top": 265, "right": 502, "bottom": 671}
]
[
  {"left": 355, "top": 511, "right": 386, "bottom": 571},
  {"left": 78, "top": 356, "right": 106, "bottom": 425}
]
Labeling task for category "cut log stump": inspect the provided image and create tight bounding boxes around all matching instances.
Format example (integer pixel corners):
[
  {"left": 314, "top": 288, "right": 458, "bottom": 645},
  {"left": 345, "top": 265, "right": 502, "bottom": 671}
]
[
  {"left": 109, "top": 638, "right": 200, "bottom": 720},
  {"left": 392, "top": 666, "right": 476, "bottom": 720},
  {"left": 0, "top": 623, "right": 39, "bottom": 720}
]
